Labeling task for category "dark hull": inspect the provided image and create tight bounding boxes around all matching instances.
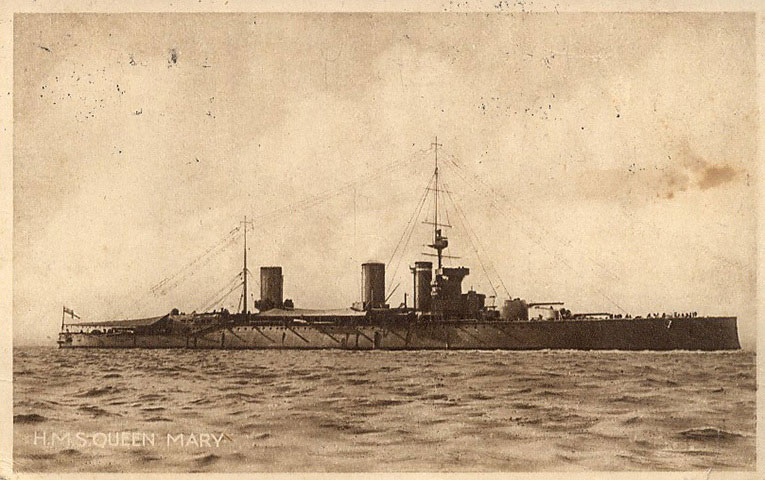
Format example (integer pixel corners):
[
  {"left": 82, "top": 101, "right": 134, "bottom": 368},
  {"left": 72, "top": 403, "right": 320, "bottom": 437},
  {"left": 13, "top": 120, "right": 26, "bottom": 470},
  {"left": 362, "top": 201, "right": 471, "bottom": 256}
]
[{"left": 58, "top": 316, "right": 740, "bottom": 350}]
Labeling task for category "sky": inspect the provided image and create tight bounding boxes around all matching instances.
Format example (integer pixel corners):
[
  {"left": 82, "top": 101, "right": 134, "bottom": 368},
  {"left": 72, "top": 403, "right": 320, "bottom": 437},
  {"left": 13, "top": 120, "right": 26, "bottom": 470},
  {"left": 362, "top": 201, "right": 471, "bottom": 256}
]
[{"left": 13, "top": 12, "right": 757, "bottom": 349}]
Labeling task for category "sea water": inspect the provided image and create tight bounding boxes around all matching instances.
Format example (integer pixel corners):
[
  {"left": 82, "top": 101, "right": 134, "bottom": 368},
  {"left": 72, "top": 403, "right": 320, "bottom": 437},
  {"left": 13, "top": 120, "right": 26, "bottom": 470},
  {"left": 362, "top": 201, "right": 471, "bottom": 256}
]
[{"left": 13, "top": 347, "right": 755, "bottom": 472}]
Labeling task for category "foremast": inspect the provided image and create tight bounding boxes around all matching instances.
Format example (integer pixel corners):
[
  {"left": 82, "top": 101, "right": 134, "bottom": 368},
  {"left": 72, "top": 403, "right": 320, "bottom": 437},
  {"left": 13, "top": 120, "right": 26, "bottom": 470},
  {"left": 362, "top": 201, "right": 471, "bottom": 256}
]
[
  {"left": 424, "top": 136, "right": 460, "bottom": 317},
  {"left": 428, "top": 137, "right": 448, "bottom": 270}
]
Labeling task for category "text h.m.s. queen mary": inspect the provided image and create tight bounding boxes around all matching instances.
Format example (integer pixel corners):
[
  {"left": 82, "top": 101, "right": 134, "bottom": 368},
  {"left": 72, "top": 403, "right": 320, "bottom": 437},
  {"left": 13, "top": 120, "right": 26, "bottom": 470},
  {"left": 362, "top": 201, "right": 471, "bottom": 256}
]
[{"left": 32, "top": 431, "right": 228, "bottom": 449}]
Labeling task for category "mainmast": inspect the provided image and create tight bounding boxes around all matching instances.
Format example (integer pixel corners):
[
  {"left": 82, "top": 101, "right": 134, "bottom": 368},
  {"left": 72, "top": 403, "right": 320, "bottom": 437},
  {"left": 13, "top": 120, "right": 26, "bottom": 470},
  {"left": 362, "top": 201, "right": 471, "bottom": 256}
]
[
  {"left": 241, "top": 216, "right": 253, "bottom": 315},
  {"left": 434, "top": 136, "right": 438, "bottom": 246}
]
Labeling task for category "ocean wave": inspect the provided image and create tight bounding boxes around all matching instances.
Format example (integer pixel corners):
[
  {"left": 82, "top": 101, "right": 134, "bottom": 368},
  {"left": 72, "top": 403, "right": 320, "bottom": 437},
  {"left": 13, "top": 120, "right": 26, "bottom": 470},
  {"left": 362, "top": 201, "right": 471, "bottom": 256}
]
[
  {"left": 74, "top": 386, "right": 117, "bottom": 398},
  {"left": 465, "top": 393, "right": 493, "bottom": 401},
  {"left": 622, "top": 415, "right": 644, "bottom": 425},
  {"left": 77, "top": 405, "right": 115, "bottom": 417},
  {"left": 194, "top": 453, "right": 220, "bottom": 467},
  {"left": 137, "top": 393, "right": 166, "bottom": 401},
  {"left": 58, "top": 449, "right": 84, "bottom": 456},
  {"left": 140, "top": 406, "right": 165, "bottom": 412},
  {"left": 679, "top": 427, "right": 744, "bottom": 440},
  {"left": 144, "top": 416, "right": 171, "bottom": 422},
  {"left": 13, "top": 413, "right": 47, "bottom": 424}
]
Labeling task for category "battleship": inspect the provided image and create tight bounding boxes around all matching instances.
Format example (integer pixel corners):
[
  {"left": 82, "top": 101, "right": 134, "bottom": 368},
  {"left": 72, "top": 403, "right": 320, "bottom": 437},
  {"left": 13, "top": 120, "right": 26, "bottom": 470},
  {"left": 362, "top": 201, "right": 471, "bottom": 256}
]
[{"left": 58, "top": 141, "right": 741, "bottom": 351}]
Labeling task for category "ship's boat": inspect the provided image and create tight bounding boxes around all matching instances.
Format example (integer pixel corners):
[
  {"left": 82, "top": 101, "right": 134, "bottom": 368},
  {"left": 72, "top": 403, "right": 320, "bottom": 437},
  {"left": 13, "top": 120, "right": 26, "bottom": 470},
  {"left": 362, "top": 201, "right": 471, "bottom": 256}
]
[{"left": 58, "top": 140, "right": 741, "bottom": 350}]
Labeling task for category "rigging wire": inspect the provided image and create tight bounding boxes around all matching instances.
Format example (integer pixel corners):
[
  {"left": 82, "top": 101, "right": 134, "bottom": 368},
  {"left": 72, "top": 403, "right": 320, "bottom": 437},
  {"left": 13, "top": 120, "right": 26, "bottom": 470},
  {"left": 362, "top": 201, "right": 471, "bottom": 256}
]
[
  {"left": 386, "top": 174, "right": 434, "bottom": 292},
  {"left": 441, "top": 159, "right": 628, "bottom": 314},
  {"left": 443, "top": 182, "right": 504, "bottom": 299},
  {"left": 455, "top": 193, "right": 511, "bottom": 299},
  {"left": 614, "top": 203, "right": 742, "bottom": 270},
  {"left": 116, "top": 145, "right": 440, "bottom": 319},
  {"left": 113, "top": 226, "right": 243, "bottom": 319},
  {"left": 202, "top": 278, "right": 245, "bottom": 313},
  {"left": 386, "top": 172, "right": 435, "bottom": 269},
  {"left": 150, "top": 226, "right": 241, "bottom": 294},
  {"left": 196, "top": 271, "right": 243, "bottom": 312},
  {"left": 154, "top": 230, "right": 243, "bottom": 296},
  {"left": 441, "top": 186, "right": 452, "bottom": 229},
  {"left": 440, "top": 149, "right": 623, "bottom": 282},
  {"left": 247, "top": 146, "right": 434, "bottom": 225},
  {"left": 117, "top": 146, "right": 434, "bottom": 319},
  {"left": 236, "top": 290, "right": 244, "bottom": 313}
]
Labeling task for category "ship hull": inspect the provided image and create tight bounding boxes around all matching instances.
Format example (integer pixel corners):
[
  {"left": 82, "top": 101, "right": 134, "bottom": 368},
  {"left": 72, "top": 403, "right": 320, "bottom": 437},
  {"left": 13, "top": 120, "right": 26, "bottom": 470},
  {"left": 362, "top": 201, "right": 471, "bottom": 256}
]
[{"left": 58, "top": 316, "right": 740, "bottom": 350}]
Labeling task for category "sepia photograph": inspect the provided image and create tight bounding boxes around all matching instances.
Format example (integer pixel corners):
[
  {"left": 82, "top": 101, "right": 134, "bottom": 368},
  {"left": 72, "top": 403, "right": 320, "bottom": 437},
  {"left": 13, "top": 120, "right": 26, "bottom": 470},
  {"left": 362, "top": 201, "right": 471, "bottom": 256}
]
[{"left": 4, "top": 2, "right": 760, "bottom": 476}]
